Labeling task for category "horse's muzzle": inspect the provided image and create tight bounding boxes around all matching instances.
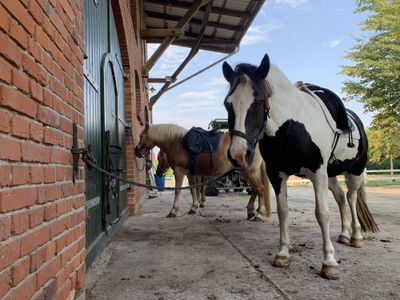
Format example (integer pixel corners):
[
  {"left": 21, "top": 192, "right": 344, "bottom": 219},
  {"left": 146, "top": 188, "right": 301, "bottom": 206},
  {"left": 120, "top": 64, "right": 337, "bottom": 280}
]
[{"left": 135, "top": 145, "right": 145, "bottom": 158}]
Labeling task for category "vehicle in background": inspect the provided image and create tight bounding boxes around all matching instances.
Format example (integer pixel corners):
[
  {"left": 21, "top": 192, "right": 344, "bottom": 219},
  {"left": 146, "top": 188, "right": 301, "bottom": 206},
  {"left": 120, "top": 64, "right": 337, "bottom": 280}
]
[{"left": 205, "top": 118, "right": 252, "bottom": 196}]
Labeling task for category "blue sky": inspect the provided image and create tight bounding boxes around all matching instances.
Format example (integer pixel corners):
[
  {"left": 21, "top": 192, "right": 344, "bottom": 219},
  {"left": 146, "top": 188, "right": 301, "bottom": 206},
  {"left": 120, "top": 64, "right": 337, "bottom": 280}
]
[{"left": 148, "top": 0, "right": 373, "bottom": 130}]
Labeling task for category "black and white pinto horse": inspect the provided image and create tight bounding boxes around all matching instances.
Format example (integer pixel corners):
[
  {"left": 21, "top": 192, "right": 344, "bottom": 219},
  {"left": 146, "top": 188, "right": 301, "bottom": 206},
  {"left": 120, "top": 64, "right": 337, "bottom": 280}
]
[{"left": 222, "top": 53, "right": 378, "bottom": 279}]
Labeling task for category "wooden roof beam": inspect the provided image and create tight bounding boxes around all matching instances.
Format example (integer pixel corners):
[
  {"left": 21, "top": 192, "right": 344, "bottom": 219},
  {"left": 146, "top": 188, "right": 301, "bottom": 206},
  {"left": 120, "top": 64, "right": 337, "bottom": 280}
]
[
  {"left": 141, "top": 28, "right": 184, "bottom": 39},
  {"left": 142, "top": 0, "right": 210, "bottom": 75},
  {"left": 145, "top": 0, "right": 251, "bottom": 18},
  {"left": 145, "top": 11, "right": 245, "bottom": 32}
]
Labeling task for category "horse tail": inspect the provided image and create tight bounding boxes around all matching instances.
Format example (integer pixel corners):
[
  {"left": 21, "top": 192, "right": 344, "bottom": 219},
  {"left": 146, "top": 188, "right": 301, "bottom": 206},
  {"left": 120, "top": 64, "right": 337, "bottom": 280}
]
[
  {"left": 261, "top": 161, "right": 272, "bottom": 217},
  {"left": 356, "top": 182, "right": 379, "bottom": 233}
]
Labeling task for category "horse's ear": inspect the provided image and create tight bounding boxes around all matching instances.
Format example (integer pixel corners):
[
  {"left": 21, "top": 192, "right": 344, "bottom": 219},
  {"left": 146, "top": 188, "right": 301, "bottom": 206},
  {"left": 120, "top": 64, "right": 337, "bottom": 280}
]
[
  {"left": 222, "top": 61, "right": 234, "bottom": 82},
  {"left": 256, "top": 54, "right": 270, "bottom": 79}
]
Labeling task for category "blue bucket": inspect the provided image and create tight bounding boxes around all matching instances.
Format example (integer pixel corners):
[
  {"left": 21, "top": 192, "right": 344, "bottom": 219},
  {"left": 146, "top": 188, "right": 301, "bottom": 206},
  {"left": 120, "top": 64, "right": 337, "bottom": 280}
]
[{"left": 154, "top": 175, "right": 165, "bottom": 191}]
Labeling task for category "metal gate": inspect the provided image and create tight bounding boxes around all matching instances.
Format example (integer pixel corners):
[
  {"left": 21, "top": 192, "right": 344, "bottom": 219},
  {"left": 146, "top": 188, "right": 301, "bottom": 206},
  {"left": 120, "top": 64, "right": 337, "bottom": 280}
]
[{"left": 84, "top": 0, "right": 127, "bottom": 265}]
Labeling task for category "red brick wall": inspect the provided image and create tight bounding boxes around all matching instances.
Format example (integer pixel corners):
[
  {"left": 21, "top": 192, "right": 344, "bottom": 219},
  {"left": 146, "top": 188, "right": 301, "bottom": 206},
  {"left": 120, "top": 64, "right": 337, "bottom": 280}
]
[
  {"left": 112, "top": 0, "right": 148, "bottom": 215},
  {"left": 0, "top": 1, "right": 86, "bottom": 299}
]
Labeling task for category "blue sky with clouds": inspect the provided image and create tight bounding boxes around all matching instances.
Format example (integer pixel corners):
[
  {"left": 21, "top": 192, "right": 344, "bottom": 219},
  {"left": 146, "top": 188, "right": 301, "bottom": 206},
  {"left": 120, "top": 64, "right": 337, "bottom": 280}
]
[{"left": 148, "top": 0, "right": 373, "bottom": 130}]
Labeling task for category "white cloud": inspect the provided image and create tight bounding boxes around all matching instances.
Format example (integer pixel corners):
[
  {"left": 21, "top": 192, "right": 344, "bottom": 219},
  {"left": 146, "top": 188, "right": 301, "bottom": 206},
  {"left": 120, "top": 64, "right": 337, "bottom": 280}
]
[
  {"left": 242, "top": 23, "right": 282, "bottom": 46},
  {"left": 147, "top": 44, "right": 190, "bottom": 77},
  {"left": 179, "top": 90, "right": 220, "bottom": 101},
  {"left": 205, "top": 77, "right": 228, "bottom": 87},
  {"left": 272, "top": 0, "right": 310, "bottom": 8},
  {"left": 323, "top": 38, "right": 344, "bottom": 48}
]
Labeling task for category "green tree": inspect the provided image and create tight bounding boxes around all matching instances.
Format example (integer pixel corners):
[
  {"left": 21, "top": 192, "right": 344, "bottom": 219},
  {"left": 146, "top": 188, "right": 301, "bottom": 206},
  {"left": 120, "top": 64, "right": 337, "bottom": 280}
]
[
  {"left": 366, "top": 115, "right": 400, "bottom": 172},
  {"left": 340, "top": 0, "right": 400, "bottom": 123}
]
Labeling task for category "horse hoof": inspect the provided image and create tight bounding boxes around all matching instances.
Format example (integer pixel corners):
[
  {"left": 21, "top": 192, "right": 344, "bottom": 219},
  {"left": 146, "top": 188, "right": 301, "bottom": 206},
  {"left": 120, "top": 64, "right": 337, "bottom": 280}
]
[
  {"left": 166, "top": 212, "right": 177, "bottom": 218},
  {"left": 251, "top": 215, "right": 265, "bottom": 222},
  {"left": 247, "top": 213, "right": 255, "bottom": 220},
  {"left": 320, "top": 264, "right": 339, "bottom": 280},
  {"left": 272, "top": 256, "right": 290, "bottom": 268},
  {"left": 350, "top": 238, "right": 364, "bottom": 248},
  {"left": 188, "top": 209, "right": 197, "bottom": 215},
  {"left": 337, "top": 235, "right": 351, "bottom": 245},
  {"left": 200, "top": 203, "right": 205, "bottom": 208}
]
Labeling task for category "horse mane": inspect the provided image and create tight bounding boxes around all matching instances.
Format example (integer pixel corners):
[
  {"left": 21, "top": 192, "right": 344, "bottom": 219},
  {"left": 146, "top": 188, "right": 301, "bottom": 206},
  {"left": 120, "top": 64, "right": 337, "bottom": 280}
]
[{"left": 147, "top": 124, "right": 188, "bottom": 143}]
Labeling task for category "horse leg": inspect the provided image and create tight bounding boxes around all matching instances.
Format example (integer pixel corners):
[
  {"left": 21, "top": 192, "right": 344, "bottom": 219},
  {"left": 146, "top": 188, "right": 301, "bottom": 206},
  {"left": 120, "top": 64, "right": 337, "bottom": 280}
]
[
  {"left": 167, "top": 169, "right": 185, "bottom": 218},
  {"left": 199, "top": 177, "right": 206, "bottom": 208},
  {"left": 328, "top": 177, "right": 351, "bottom": 245},
  {"left": 245, "top": 173, "right": 266, "bottom": 222},
  {"left": 269, "top": 172, "right": 291, "bottom": 268},
  {"left": 345, "top": 174, "right": 364, "bottom": 248},
  {"left": 309, "top": 169, "right": 339, "bottom": 280},
  {"left": 188, "top": 175, "right": 200, "bottom": 215}
]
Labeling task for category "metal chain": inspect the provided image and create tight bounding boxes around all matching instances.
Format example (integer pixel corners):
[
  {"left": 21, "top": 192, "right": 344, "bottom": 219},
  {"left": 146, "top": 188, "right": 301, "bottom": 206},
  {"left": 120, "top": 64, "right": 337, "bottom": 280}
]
[{"left": 79, "top": 148, "right": 232, "bottom": 191}]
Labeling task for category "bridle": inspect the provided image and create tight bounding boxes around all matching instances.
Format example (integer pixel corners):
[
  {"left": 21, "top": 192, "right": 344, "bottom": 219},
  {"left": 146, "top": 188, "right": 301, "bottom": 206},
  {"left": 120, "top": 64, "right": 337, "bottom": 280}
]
[{"left": 229, "top": 79, "right": 272, "bottom": 146}]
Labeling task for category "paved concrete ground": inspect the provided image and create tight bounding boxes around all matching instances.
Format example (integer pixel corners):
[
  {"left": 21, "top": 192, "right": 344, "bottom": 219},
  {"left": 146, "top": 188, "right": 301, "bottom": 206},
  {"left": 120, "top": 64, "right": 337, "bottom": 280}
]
[{"left": 87, "top": 186, "right": 400, "bottom": 300}]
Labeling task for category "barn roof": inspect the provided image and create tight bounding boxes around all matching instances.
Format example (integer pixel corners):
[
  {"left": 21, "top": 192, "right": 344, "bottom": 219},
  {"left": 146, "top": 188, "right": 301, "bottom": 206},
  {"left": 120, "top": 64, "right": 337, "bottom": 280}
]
[{"left": 142, "top": 0, "right": 265, "bottom": 54}]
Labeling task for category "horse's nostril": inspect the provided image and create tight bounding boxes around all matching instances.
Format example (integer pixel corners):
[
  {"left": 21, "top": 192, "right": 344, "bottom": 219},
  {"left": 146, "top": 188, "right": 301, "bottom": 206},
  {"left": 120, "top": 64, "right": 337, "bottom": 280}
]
[{"left": 246, "top": 149, "right": 252, "bottom": 158}]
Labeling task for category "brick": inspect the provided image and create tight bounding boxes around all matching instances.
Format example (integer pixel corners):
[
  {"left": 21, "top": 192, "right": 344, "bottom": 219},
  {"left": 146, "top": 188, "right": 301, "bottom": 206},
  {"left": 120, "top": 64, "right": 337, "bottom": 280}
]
[
  {"left": 55, "top": 166, "right": 65, "bottom": 181},
  {"left": 36, "top": 105, "right": 60, "bottom": 128},
  {"left": 11, "top": 68, "right": 29, "bottom": 93},
  {"left": 22, "top": 54, "right": 48, "bottom": 85},
  {"left": 29, "top": 206, "right": 44, "bottom": 228},
  {"left": 6, "top": 273, "right": 36, "bottom": 300},
  {"left": 30, "top": 79, "right": 43, "bottom": 102},
  {"left": 0, "top": 238, "right": 20, "bottom": 270},
  {"left": 75, "top": 262, "right": 85, "bottom": 290},
  {"left": 11, "top": 165, "right": 29, "bottom": 186},
  {"left": 37, "top": 184, "right": 62, "bottom": 204},
  {"left": 28, "top": 38, "right": 43, "bottom": 64},
  {"left": 0, "top": 6, "right": 10, "bottom": 32},
  {"left": 0, "top": 85, "right": 37, "bottom": 118},
  {"left": 50, "top": 215, "right": 69, "bottom": 238},
  {"left": 29, "top": 122, "right": 43, "bottom": 142},
  {"left": 0, "top": 165, "right": 12, "bottom": 186},
  {"left": 20, "top": 225, "right": 50, "bottom": 256},
  {"left": 29, "top": 166, "right": 44, "bottom": 184},
  {"left": 0, "top": 269, "right": 11, "bottom": 298},
  {"left": 0, "top": 32, "right": 22, "bottom": 67},
  {"left": 43, "top": 127, "right": 64, "bottom": 146},
  {"left": 54, "top": 278, "right": 71, "bottom": 300},
  {"left": 43, "top": 166, "right": 56, "bottom": 183},
  {"left": 55, "top": 234, "right": 66, "bottom": 254},
  {"left": 44, "top": 240, "right": 56, "bottom": 261},
  {"left": 10, "top": 256, "right": 30, "bottom": 286},
  {"left": 41, "top": 278, "right": 57, "bottom": 300},
  {"left": 37, "top": 255, "right": 61, "bottom": 288},
  {"left": 10, "top": 211, "right": 29, "bottom": 234},
  {"left": 0, "top": 110, "right": 11, "bottom": 133},
  {"left": 0, "top": 57, "right": 12, "bottom": 83},
  {"left": 0, "top": 215, "right": 11, "bottom": 241},
  {"left": 11, "top": 115, "right": 30, "bottom": 139},
  {"left": 0, "top": 186, "right": 37, "bottom": 212},
  {"left": 2, "top": 0, "right": 35, "bottom": 34},
  {"left": 21, "top": 142, "right": 50, "bottom": 163},
  {"left": 44, "top": 203, "right": 57, "bottom": 221},
  {"left": 28, "top": 0, "right": 44, "bottom": 25},
  {"left": 29, "top": 246, "right": 46, "bottom": 272},
  {"left": 9, "top": 21, "right": 28, "bottom": 49},
  {"left": 50, "top": 148, "right": 70, "bottom": 164},
  {"left": 0, "top": 135, "right": 21, "bottom": 161}
]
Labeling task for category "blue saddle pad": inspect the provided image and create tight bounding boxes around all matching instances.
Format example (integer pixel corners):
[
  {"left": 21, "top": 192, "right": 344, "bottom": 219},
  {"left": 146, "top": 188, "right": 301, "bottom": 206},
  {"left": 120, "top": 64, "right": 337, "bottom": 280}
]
[
  {"left": 305, "top": 83, "right": 351, "bottom": 131},
  {"left": 182, "top": 127, "right": 222, "bottom": 154}
]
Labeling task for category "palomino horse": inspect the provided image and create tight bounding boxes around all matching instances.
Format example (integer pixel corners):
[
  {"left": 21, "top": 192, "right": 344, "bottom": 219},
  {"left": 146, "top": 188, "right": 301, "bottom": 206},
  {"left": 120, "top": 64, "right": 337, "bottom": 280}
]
[
  {"left": 156, "top": 150, "right": 206, "bottom": 208},
  {"left": 135, "top": 123, "right": 271, "bottom": 219},
  {"left": 222, "top": 53, "right": 378, "bottom": 279}
]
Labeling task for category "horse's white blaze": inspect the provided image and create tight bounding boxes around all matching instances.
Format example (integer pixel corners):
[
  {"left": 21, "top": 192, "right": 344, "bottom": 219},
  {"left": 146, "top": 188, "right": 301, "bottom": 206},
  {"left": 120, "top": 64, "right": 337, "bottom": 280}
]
[{"left": 227, "top": 75, "right": 254, "bottom": 166}]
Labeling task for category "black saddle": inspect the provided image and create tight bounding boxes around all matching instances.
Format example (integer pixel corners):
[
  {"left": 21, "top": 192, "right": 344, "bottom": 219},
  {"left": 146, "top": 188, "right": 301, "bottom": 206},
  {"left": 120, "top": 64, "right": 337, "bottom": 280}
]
[
  {"left": 305, "top": 83, "right": 352, "bottom": 132},
  {"left": 182, "top": 127, "right": 222, "bottom": 154},
  {"left": 181, "top": 127, "right": 222, "bottom": 175}
]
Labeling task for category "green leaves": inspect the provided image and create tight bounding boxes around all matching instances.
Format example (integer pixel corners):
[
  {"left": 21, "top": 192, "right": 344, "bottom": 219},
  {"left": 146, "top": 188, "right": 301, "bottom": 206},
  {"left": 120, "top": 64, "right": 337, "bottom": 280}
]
[{"left": 340, "top": 0, "right": 400, "bottom": 122}]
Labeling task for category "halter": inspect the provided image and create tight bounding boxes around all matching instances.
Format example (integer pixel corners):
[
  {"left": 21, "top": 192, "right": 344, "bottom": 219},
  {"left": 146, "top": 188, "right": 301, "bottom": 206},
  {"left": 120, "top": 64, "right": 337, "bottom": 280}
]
[{"left": 229, "top": 80, "right": 272, "bottom": 146}]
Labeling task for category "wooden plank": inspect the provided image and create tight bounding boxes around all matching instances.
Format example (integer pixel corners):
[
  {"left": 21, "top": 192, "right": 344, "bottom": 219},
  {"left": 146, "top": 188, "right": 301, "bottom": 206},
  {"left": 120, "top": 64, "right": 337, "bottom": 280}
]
[
  {"left": 145, "top": 0, "right": 251, "bottom": 18},
  {"left": 142, "top": 0, "right": 210, "bottom": 74},
  {"left": 141, "top": 28, "right": 184, "bottom": 38}
]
